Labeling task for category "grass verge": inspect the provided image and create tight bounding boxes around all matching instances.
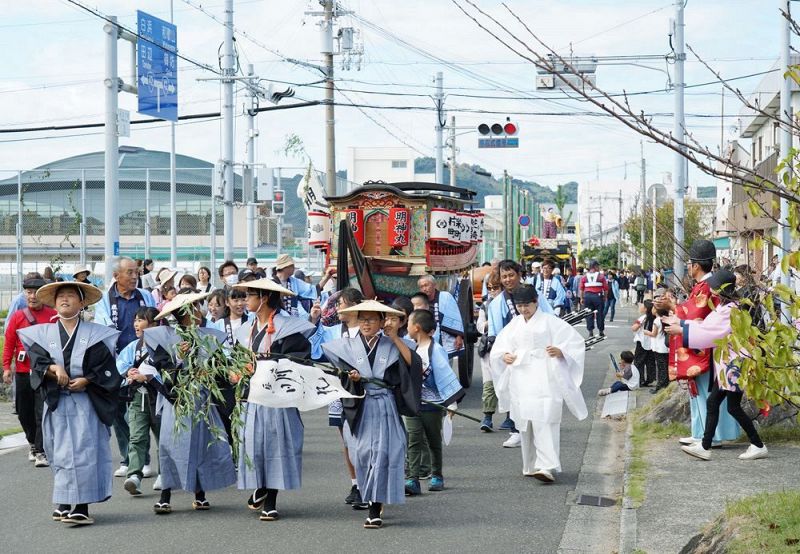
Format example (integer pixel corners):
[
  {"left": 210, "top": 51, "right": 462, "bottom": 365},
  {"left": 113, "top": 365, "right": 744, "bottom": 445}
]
[
  {"left": 723, "top": 490, "right": 800, "bottom": 553},
  {"left": 0, "top": 426, "right": 22, "bottom": 438}
]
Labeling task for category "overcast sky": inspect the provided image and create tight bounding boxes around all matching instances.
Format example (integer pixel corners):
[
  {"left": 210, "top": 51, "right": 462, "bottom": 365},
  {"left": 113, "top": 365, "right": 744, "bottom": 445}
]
[{"left": 0, "top": 0, "right": 780, "bottom": 206}]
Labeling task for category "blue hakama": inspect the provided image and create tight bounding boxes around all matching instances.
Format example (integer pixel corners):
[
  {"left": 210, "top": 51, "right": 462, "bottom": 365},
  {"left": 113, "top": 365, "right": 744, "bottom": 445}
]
[
  {"left": 42, "top": 393, "right": 113, "bottom": 505},
  {"left": 158, "top": 396, "right": 237, "bottom": 493},
  {"left": 691, "top": 371, "right": 741, "bottom": 442},
  {"left": 343, "top": 387, "right": 406, "bottom": 505},
  {"left": 237, "top": 403, "right": 303, "bottom": 490}
]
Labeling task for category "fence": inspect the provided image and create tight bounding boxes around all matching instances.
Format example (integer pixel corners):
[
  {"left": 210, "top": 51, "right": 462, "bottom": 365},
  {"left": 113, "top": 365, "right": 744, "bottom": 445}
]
[{"left": 0, "top": 164, "right": 361, "bottom": 294}]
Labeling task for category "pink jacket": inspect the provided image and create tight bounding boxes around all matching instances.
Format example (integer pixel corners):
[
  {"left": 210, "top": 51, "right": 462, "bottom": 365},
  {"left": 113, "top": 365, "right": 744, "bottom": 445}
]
[{"left": 681, "top": 302, "right": 740, "bottom": 391}]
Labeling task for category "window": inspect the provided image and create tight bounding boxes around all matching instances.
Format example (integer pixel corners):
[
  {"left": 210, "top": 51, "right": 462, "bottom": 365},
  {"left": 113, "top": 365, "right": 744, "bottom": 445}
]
[{"left": 391, "top": 160, "right": 407, "bottom": 169}]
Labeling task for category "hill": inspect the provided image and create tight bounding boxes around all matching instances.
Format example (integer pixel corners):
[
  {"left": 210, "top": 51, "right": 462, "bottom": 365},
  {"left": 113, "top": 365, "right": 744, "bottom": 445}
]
[{"left": 282, "top": 160, "right": 578, "bottom": 234}]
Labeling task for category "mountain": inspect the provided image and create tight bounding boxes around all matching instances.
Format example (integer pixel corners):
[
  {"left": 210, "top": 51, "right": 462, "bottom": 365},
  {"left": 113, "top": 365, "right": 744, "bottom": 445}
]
[{"left": 282, "top": 160, "right": 578, "bottom": 234}]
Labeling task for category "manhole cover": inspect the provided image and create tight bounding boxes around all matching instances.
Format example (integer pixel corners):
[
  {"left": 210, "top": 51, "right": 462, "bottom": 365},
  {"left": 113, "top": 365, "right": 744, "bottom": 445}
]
[{"left": 576, "top": 494, "right": 616, "bottom": 507}]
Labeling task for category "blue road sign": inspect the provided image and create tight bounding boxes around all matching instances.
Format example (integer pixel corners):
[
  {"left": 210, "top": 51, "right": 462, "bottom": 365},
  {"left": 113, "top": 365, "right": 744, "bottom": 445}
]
[
  {"left": 137, "top": 11, "right": 177, "bottom": 122},
  {"left": 478, "top": 137, "right": 519, "bottom": 149},
  {"left": 518, "top": 214, "right": 530, "bottom": 227}
]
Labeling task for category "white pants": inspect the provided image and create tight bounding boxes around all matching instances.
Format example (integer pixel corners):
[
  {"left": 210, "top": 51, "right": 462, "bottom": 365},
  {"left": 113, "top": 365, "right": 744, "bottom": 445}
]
[
  {"left": 520, "top": 420, "right": 561, "bottom": 474},
  {"left": 480, "top": 354, "right": 492, "bottom": 383}
]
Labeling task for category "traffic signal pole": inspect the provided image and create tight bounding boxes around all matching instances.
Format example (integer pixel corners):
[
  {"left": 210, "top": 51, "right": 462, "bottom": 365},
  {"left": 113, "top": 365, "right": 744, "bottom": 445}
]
[
  {"left": 222, "top": 0, "right": 235, "bottom": 262},
  {"left": 246, "top": 64, "right": 257, "bottom": 260},
  {"left": 434, "top": 72, "right": 444, "bottom": 184}
]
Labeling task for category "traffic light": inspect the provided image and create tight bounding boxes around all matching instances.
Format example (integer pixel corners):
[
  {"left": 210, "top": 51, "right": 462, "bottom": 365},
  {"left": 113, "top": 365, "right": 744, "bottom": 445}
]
[
  {"left": 272, "top": 189, "right": 285, "bottom": 216},
  {"left": 477, "top": 117, "right": 518, "bottom": 136}
]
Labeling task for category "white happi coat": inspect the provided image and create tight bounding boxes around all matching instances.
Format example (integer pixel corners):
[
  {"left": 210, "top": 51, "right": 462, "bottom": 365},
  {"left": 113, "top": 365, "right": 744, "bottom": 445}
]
[{"left": 490, "top": 308, "right": 587, "bottom": 426}]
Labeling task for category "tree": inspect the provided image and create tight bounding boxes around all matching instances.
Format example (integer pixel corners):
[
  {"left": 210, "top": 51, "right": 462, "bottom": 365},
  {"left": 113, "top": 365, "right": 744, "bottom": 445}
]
[
  {"left": 624, "top": 200, "right": 710, "bottom": 270},
  {"left": 579, "top": 244, "right": 619, "bottom": 269}
]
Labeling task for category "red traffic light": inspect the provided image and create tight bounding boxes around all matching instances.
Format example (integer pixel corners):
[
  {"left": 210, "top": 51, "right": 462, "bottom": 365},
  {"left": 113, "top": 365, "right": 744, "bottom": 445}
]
[
  {"left": 273, "top": 190, "right": 284, "bottom": 202},
  {"left": 504, "top": 122, "right": 518, "bottom": 135}
]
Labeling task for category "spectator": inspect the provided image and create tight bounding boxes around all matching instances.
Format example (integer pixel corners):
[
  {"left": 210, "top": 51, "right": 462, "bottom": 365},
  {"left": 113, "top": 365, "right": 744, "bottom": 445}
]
[
  {"left": 218, "top": 260, "right": 239, "bottom": 289},
  {"left": 178, "top": 273, "right": 198, "bottom": 292},
  {"left": 93, "top": 256, "right": 156, "bottom": 478},
  {"left": 604, "top": 271, "right": 620, "bottom": 322},
  {"left": 197, "top": 266, "right": 214, "bottom": 294},
  {"left": 633, "top": 271, "right": 647, "bottom": 304},
  {"left": 618, "top": 271, "right": 630, "bottom": 305},
  {"left": 2, "top": 277, "right": 58, "bottom": 466},
  {"left": 246, "top": 257, "right": 258, "bottom": 273},
  {"left": 73, "top": 266, "right": 91, "bottom": 284},
  {"left": 140, "top": 259, "right": 157, "bottom": 290},
  {"left": 598, "top": 350, "right": 640, "bottom": 395}
]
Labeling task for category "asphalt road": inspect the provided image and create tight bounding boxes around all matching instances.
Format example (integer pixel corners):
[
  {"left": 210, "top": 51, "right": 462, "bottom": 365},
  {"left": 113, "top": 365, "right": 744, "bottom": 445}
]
[{"left": 0, "top": 311, "right": 630, "bottom": 554}]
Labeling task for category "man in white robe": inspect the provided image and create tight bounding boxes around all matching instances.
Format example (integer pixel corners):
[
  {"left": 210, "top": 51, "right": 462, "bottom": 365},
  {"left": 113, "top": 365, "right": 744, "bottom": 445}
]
[{"left": 490, "top": 284, "right": 587, "bottom": 483}]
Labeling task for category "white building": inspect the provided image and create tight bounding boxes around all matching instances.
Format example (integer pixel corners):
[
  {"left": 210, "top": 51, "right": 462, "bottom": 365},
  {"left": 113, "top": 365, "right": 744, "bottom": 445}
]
[{"left": 347, "top": 146, "right": 431, "bottom": 186}]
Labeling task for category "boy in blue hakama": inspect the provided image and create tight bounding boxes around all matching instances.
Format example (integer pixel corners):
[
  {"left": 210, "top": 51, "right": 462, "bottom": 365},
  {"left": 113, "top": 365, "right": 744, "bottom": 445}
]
[
  {"left": 18, "top": 282, "right": 121, "bottom": 526},
  {"left": 323, "top": 300, "right": 422, "bottom": 530},
  {"left": 146, "top": 290, "right": 236, "bottom": 515},
  {"left": 230, "top": 278, "right": 315, "bottom": 522}
]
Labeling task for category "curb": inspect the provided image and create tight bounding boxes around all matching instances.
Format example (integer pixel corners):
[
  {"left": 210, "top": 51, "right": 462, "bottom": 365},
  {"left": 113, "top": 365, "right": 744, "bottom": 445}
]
[{"left": 618, "top": 389, "right": 637, "bottom": 554}]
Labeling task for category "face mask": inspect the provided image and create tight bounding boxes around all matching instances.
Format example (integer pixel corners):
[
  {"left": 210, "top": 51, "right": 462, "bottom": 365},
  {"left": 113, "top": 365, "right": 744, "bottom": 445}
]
[{"left": 225, "top": 274, "right": 239, "bottom": 285}]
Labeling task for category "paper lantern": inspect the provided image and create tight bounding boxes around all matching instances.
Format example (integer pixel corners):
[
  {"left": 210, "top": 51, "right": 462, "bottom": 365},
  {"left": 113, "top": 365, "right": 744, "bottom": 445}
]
[
  {"left": 429, "top": 208, "right": 453, "bottom": 242},
  {"left": 307, "top": 211, "right": 331, "bottom": 246},
  {"left": 344, "top": 209, "right": 365, "bottom": 248},
  {"left": 388, "top": 207, "right": 411, "bottom": 248}
]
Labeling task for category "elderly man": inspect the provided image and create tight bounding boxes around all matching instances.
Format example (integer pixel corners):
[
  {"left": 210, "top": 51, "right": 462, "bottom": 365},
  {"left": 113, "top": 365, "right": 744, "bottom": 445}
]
[
  {"left": 94, "top": 256, "right": 156, "bottom": 478},
  {"left": 417, "top": 275, "right": 464, "bottom": 357}
]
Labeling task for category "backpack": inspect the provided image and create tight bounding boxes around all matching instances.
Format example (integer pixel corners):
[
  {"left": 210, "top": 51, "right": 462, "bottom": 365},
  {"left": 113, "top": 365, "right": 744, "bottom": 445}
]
[{"left": 634, "top": 276, "right": 646, "bottom": 292}]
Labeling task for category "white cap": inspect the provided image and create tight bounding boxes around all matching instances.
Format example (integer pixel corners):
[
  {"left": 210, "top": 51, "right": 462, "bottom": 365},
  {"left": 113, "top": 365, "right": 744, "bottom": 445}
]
[{"left": 532, "top": 261, "right": 541, "bottom": 268}]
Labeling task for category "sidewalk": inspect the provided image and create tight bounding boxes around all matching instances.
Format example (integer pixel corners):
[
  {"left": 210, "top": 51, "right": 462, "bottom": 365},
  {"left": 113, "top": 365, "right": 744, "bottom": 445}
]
[{"left": 624, "top": 388, "right": 800, "bottom": 553}]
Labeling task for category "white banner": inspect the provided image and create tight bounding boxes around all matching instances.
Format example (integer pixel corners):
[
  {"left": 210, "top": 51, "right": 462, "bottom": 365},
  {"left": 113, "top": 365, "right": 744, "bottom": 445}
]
[{"left": 247, "top": 359, "right": 362, "bottom": 411}]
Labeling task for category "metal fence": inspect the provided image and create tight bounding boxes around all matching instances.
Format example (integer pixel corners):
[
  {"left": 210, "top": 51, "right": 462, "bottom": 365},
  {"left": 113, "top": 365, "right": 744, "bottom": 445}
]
[{"left": 0, "top": 165, "right": 356, "bottom": 295}]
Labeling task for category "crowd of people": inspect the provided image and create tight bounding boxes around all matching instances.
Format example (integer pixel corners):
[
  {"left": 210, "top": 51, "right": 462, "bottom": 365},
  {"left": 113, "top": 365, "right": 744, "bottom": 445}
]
[{"left": 2, "top": 242, "right": 776, "bottom": 529}]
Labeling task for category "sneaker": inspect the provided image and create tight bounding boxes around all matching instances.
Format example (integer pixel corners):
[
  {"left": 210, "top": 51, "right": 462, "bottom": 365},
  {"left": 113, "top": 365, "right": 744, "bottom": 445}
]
[
  {"left": 681, "top": 442, "right": 711, "bottom": 460},
  {"left": 678, "top": 436, "right": 700, "bottom": 446},
  {"left": 404, "top": 479, "right": 421, "bottom": 496},
  {"left": 589, "top": 330, "right": 595, "bottom": 338},
  {"left": 738, "top": 444, "right": 768, "bottom": 460},
  {"left": 532, "top": 469, "right": 555, "bottom": 483},
  {"left": 152, "top": 475, "right": 163, "bottom": 491},
  {"left": 480, "top": 415, "right": 494, "bottom": 432},
  {"left": 503, "top": 433, "right": 522, "bottom": 448},
  {"left": 428, "top": 476, "right": 444, "bottom": 491},
  {"left": 142, "top": 464, "right": 155, "bottom": 478},
  {"left": 597, "top": 388, "right": 611, "bottom": 396},
  {"left": 114, "top": 465, "right": 128, "bottom": 477},
  {"left": 34, "top": 453, "right": 49, "bottom": 467},
  {"left": 419, "top": 472, "right": 432, "bottom": 480},
  {"left": 28, "top": 446, "right": 36, "bottom": 462},
  {"left": 499, "top": 416, "right": 514, "bottom": 431},
  {"left": 599, "top": 331, "right": 605, "bottom": 337},
  {"left": 345, "top": 485, "right": 361, "bottom": 505},
  {"left": 124, "top": 475, "right": 142, "bottom": 496}
]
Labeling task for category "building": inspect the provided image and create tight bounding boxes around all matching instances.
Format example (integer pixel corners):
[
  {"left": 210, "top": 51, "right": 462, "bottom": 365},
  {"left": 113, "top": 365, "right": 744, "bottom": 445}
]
[
  {"left": 346, "top": 146, "right": 433, "bottom": 186},
  {"left": 0, "top": 146, "right": 281, "bottom": 263},
  {"left": 577, "top": 179, "right": 638, "bottom": 252},
  {"left": 729, "top": 55, "right": 800, "bottom": 274}
]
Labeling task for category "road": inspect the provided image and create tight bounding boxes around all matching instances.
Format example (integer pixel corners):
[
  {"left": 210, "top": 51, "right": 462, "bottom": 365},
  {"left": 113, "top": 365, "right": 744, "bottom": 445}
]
[{"left": 0, "top": 312, "right": 632, "bottom": 554}]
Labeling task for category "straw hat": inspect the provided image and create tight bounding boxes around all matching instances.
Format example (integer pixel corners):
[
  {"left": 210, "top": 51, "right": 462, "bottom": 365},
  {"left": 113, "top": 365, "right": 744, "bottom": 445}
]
[
  {"left": 72, "top": 265, "right": 91, "bottom": 279},
  {"left": 155, "top": 291, "right": 211, "bottom": 321},
  {"left": 275, "top": 254, "right": 296, "bottom": 270},
  {"left": 337, "top": 299, "right": 404, "bottom": 316},
  {"left": 232, "top": 277, "right": 295, "bottom": 296},
  {"left": 157, "top": 268, "right": 178, "bottom": 285},
  {"left": 36, "top": 281, "right": 103, "bottom": 308}
]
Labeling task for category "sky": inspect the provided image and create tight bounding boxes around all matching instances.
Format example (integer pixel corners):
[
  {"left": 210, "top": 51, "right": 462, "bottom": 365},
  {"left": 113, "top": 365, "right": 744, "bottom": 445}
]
[{"left": 0, "top": 0, "right": 781, "bottom": 212}]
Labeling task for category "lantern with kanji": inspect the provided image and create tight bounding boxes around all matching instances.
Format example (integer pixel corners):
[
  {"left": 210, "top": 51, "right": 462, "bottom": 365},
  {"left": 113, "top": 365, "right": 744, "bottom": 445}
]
[
  {"left": 429, "top": 208, "right": 453, "bottom": 242},
  {"left": 307, "top": 211, "right": 332, "bottom": 247},
  {"left": 344, "top": 208, "right": 365, "bottom": 248},
  {"left": 388, "top": 207, "right": 411, "bottom": 248}
]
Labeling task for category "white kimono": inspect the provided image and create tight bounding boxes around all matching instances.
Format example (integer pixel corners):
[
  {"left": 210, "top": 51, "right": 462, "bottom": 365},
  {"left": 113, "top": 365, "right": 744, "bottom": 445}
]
[{"left": 490, "top": 309, "right": 586, "bottom": 473}]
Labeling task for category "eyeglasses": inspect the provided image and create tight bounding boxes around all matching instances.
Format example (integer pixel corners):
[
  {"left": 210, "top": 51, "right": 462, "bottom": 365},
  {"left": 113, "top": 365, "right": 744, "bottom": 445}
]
[
  {"left": 245, "top": 291, "right": 261, "bottom": 297},
  {"left": 487, "top": 285, "right": 501, "bottom": 291},
  {"left": 358, "top": 317, "right": 382, "bottom": 324}
]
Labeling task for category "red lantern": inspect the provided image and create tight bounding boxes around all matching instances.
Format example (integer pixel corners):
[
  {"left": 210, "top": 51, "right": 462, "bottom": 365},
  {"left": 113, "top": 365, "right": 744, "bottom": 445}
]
[
  {"left": 388, "top": 207, "right": 410, "bottom": 248},
  {"left": 344, "top": 209, "right": 365, "bottom": 248}
]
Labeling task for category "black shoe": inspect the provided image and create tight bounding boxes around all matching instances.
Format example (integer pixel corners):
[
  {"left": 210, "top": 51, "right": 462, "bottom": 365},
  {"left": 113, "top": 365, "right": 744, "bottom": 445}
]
[
  {"left": 352, "top": 500, "right": 369, "bottom": 510},
  {"left": 599, "top": 331, "right": 605, "bottom": 337},
  {"left": 345, "top": 485, "right": 361, "bottom": 505},
  {"left": 588, "top": 330, "right": 595, "bottom": 337}
]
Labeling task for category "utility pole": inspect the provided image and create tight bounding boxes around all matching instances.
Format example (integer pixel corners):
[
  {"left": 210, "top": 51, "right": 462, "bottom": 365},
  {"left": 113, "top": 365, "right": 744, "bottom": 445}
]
[
  {"left": 618, "top": 189, "right": 623, "bottom": 268},
  {"left": 222, "top": 0, "right": 235, "bottom": 262},
  {"left": 503, "top": 170, "right": 509, "bottom": 259},
  {"left": 779, "top": 0, "right": 792, "bottom": 318},
  {"left": 640, "top": 140, "right": 646, "bottom": 267},
  {"left": 103, "top": 16, "right": 119, "bottom": 283},
  {"left": 169, "top": 0, "right": 178, "bottom": 268},
  {"left": 672, "top": 0, "right": 686, "bottom": 282},
  {"left": 276, "top": 168, "right": 283, "bottom": 255},
  {"left": 449, "top": 115, "right": 457, "bottom": 188},
  {"left": 434, "top": 72, "right": 444, "bottom": 184},
  {"left": 652, "top": 184, "right": 657, "bottom": 272},
  {"left": 323, "top": 0, "right": 337, "bottom": 196},
  {"left": 246, "top": 63, "right": 257, "bottom": 260}
]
